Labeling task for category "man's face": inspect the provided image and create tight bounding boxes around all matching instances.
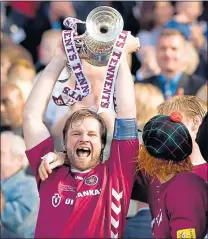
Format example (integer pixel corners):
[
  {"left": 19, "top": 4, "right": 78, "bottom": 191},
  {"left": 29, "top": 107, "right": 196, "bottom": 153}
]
[
  {"left": 154, "top": 2, "right": 174, "bottom": 26},
  {"left": 0, "top": 84, "right": 24, "bottom": 128},
  {"left": 156, "top": 35, "right": 185, "bottom": 74},
  {"left": 177, "top": 2, "right": 202, "bottom": 22},
  {"left": 66, "top": 117, "right": 103, "bottom": 171}
]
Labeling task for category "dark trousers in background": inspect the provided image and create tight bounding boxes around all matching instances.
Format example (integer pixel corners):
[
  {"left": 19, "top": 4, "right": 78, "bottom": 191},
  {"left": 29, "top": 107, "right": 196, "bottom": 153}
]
[{"left": 124, "top": 209, "right": 153, "bottom": 238}]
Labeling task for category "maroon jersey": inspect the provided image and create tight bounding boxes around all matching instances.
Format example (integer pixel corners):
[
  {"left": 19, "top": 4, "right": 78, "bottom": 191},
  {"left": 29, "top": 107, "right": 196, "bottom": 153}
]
[
  {"left": 192, "top": 163, "right": 208, "bottom": 182},
  {"left": 148, "top": 172, "right": 207, "bottom": 238},
  {"left": 26, "top": 136, "right": 139, "bottom": 238}
]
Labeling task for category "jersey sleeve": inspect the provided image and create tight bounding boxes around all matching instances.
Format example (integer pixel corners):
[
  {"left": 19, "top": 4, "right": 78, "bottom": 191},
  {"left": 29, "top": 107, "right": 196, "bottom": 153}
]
[
  {"left": 108, "top": 118, "right": 139, "bottom": 200},
  {"left": 25, "top": 136, "right": 54, "bottom": 187},
  {"left": 167, "top": 174, "right": 208, "bottom": 238}
]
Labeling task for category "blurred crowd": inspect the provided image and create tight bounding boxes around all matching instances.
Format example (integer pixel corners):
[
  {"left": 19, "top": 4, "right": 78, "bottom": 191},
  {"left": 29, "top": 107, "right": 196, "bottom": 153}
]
[{"left": 0, "top": 1, "right": 207, "bottom": 238}]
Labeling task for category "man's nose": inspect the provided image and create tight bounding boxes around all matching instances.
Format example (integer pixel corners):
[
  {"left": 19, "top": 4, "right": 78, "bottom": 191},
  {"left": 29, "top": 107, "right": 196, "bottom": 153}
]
[
  {"left": 164, "top": 48, "right": 172, "bottom": 57},
  {"left": 79, "top": 133, "right": 89, "bottom": 142}
]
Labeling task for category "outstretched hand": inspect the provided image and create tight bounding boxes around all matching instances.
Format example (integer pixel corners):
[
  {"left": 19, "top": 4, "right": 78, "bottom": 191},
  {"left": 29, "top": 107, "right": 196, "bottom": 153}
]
[{"left": 125, "top": 34, "right": 140, "bottom": 55}]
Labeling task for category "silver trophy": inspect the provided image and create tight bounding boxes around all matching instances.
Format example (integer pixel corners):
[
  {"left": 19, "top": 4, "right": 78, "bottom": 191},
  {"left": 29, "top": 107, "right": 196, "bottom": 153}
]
[{"left": 74, "top": 6, "right": 124, "bottom": 66}]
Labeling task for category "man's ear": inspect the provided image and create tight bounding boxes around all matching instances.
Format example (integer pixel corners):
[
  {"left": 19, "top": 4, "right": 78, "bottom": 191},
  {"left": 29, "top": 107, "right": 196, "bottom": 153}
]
[{"left": 192, "top": 115, "right": 202, "bottom": 132}]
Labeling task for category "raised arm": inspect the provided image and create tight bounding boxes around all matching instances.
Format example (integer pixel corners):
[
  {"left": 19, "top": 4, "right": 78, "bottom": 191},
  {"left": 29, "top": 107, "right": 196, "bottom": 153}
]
[
  {"left": 115, "top": 35, "right": 140, "bottom": 119},
  {"left": 23, "top": 45, "right": 67, "bottom": 149}
]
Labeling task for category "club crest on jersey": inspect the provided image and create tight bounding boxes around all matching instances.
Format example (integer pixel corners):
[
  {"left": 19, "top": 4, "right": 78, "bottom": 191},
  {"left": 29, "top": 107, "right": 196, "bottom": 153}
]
[
  {"left": 84, "top": 175, "right": 98, "bottom": 186},
  {"left": 52, "top": 193, "right": 61, "bottom": 207}
]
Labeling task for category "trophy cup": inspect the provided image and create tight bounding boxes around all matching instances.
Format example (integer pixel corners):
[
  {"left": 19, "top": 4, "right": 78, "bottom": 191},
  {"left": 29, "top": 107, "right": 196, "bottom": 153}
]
[
  {"left": 53, "top": 6, "right": 126, "bottom": 108},
  {"left": 72, "top": 6, "right": 124, "bottom": 66}
]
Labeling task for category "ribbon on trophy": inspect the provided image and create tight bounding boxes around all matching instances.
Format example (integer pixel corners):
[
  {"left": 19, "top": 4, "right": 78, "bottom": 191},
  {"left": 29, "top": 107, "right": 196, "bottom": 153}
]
[
  {"left": 52, "top": 16, "right": 130, "bottom": 113},
  {"left": 52, "top": 17, "right": 91, "bottom": 106},
  {"left": 98, "top": 30, "right": 129, "bottom": 113}
]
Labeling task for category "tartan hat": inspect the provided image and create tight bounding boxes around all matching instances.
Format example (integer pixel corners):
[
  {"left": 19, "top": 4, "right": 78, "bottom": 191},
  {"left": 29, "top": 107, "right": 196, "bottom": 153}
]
[{"left": 142, "top": 114, "right": 192, "bottom": 162}]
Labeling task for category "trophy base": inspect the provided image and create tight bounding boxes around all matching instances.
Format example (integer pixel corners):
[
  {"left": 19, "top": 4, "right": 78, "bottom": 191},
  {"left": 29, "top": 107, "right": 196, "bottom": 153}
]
[{"left": 85, "top": 51, "right": 111, "bottom": 67}]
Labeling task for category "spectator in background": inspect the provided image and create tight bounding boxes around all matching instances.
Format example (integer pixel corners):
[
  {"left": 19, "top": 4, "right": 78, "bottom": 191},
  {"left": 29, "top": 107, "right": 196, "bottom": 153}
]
[
  {"left": 134, "top": 83, "right": 164, "bottom": 131},
  {"left": 8, "top": 59, "right": 35, "bottom": 83},
  {"left": 1, "top": 82, "right": 24, "bottom": 137},
  {"left": 140, "top": 29, "right": 205, "bottom": 98},
  {"left": 7, "top": 59, "right": 35, "bottom": 102},
  {"left": 0, "top": 131, "right": 39, "bottom": 238},
  {"left": 1, "top": 45, "right": 33, "bottom": 85},
  {"left": 165, "top": 1, "right": 208, "bottom": 79},
  {"left": 135, "top": 46, "right": 161, "bottom": 81},
  {"left": 1, "top": 45, "right": 33, "bottom": 64},
  {"left": 136, "top": 38, "right": 200, "bottom": 82},
  {"left": 169, "top": 1, "right": 204, "bottom": 39},
  {"left": 5, "top": 2, "right": 51, "bottom": 62},
  {"left": 35, "top": 29, "right": 62, "bottom": 73},
  {"left": 136, "top": 1, "right": 174, "bottom": 49},
  {"left": 133, "top": 1, "right": 173, "bottom": 78}
]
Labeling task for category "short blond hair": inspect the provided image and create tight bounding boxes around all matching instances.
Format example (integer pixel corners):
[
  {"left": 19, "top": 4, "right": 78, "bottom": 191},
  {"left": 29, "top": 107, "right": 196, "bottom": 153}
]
[
  {"left": 158, "top": 95, "right": 207, "bottom": 119},
  {"left": 159, "top": 28, "right": 186, "bottom": 41},
  {"left": 135, "top": 83, "right": 165, "bottom": 129},
  {"left": 8, "top": 59, "right": 35, "bottom": 76}
]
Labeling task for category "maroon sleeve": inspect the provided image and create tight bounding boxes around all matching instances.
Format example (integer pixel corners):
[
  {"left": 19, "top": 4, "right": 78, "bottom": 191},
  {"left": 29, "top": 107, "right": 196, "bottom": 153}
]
[
  {"left": 108, "top": 139, "right": 139, "bottom": 199},
  {"left": 166, "top": 173, "right": 208, "bottom": 238},
  {"left": 25, "top": 136, "right": 54, "bottom": 187}
]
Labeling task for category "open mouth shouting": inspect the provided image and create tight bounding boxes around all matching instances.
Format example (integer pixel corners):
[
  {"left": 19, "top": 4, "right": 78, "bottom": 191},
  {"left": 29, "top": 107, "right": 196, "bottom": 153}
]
[{"left": 76, "top": 147, "right": 91, "bottom": 158}]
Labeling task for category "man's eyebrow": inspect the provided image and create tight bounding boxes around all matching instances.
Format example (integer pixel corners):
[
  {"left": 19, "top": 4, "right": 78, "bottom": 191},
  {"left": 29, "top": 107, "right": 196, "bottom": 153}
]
[
  {"left": 88, "top": 130, "right": 98, "bottom": 134},
  {"left": 70, "top": 129, "right": 81, "bottom": 133}
]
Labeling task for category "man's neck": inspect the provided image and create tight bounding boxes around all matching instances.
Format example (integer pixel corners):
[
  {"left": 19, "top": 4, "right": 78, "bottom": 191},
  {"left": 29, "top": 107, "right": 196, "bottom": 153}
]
[
  {"left": 71, "top": 168, "right": 92, "bottom": 174},
  {"left": 189, "top": 143, "right": 206, "bottom": 166},
  {"left": 160, "top": 70, "right": 181, "bottom": 80}
]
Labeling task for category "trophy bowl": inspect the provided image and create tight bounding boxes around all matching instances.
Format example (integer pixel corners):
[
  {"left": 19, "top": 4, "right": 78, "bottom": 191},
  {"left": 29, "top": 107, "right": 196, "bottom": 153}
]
[{"left": 78, "top": 6, "right": 124, "bottom": 66}]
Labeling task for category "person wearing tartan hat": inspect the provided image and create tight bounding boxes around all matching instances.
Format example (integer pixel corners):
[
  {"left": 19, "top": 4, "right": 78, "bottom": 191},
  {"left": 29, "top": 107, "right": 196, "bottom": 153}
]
[
  {"left": 137, "top": 112, "right": 208, "bottom": 239},
  {"left": 157, "top": 95, "right": 207, "bottom": 182}
]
